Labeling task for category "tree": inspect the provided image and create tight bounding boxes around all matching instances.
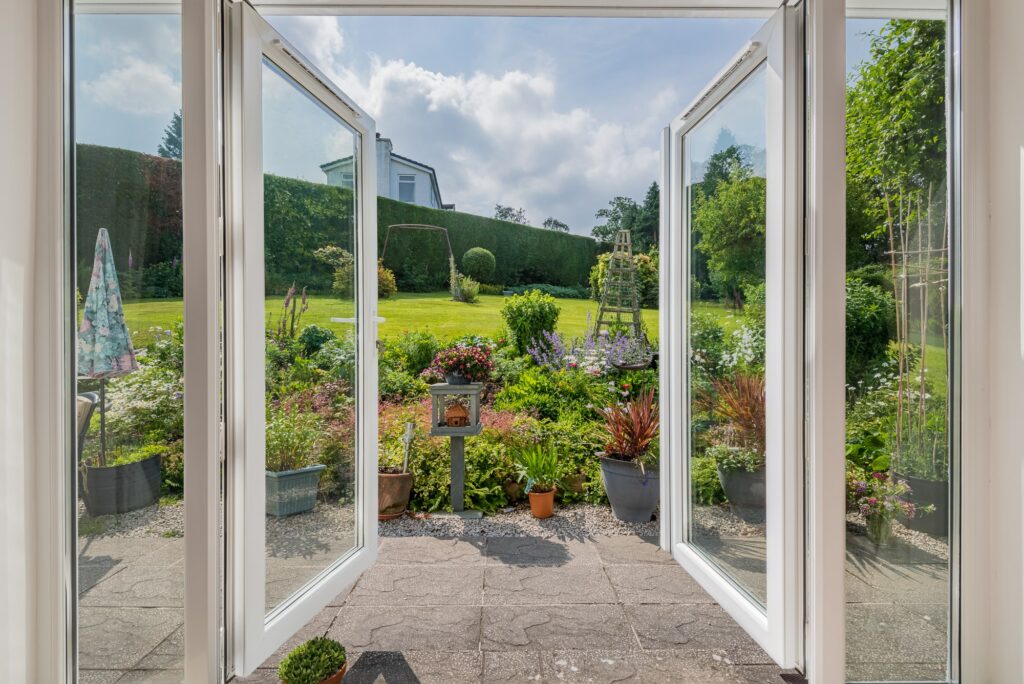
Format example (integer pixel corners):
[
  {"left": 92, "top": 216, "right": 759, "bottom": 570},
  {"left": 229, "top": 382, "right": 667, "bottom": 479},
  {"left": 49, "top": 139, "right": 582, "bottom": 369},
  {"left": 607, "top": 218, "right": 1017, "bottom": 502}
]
[
  {"left": 693, "top": 164, "right": 766, "bottom": 307},
  {"left": 542, "top": 217, "right": 569, "bottom": 232},
  {"left": 157, "top": 110, "right": 182, "bottom": 160},
  {"left": 591, "top": 196, "right": 640, "bottom": 244},
  {"left": 494, "top": 204, "right": 529, "bottom": 224},
  {"left": 635, "top": 182, "right": 660, "bottom": 251}
]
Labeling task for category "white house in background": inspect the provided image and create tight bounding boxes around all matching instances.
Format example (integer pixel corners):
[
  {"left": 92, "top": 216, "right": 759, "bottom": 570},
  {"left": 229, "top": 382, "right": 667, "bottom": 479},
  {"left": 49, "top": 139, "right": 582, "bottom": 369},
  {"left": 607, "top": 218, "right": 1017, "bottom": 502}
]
[{"left": 320, "top": 133, "right": 452, "bottom": 210}]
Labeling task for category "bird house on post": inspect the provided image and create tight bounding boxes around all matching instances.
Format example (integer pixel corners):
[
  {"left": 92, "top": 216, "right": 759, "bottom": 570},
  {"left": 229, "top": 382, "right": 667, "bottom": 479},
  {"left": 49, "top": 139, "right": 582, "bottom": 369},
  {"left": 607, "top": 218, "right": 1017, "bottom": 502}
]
[{"left": 429, "top": 383, "right": 483, "bottom": 517}]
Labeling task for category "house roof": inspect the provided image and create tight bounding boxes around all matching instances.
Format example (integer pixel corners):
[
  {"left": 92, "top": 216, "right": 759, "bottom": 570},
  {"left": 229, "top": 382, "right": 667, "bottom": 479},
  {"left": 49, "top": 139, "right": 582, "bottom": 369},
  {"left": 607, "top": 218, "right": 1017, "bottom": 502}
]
[{"left": 320, "top": 146, "right": 445, "bottom": 207}]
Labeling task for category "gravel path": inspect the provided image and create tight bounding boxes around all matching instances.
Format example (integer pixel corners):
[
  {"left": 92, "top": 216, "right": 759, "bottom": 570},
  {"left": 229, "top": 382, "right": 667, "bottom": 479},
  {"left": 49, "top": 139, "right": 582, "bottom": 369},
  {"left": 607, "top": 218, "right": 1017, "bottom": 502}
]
[
  {"left": 846, "top": 512, "right": 949, "bottom": 561},
  {"left": 379, "top": 503, "right": 659, "bottom": 539}
]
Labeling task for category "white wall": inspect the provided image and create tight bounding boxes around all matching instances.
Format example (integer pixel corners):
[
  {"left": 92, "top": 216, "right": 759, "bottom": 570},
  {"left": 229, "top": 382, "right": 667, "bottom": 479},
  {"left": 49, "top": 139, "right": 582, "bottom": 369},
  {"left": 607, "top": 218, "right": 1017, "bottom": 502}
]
[
  {"left": 984, "top": 0, "right": 1024, "bottom": 677},
  {"left": 0, "top": 1, "right": 37, "bottom": 680}
]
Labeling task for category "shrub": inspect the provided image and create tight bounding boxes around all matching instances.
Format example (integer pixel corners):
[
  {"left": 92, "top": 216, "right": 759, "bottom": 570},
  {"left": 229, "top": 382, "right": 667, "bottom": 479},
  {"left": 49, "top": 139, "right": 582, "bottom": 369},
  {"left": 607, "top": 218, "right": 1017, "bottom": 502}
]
[
  {"left": 708, "top": 444, "right": 764, "bottom": 472},
  {"left": 599, "top": 388, "right": 659, "bottom": 464},
  {"left": 845, "top": 277, "right": 896, "bottom": 385},
  {"left": 479, "top": 283, "right": 505, "bottom": 295},
  {"left": 708, "top": 372, "right": 766, "bottom": 453},
  {"left": 392, "top": 331, "right": 440, "bottom": 375},
  {"left": 691, "top": 456, "right": 726, "bottom": 505},
  {"left": 512, "top": 443, "right": 561, "bottom": 493},
  {"left": 690, "top": 313, "right": 729, "bottom": 379},
  {"left": 378, "top": 259, "right": 398, "bottom": 299},
  {"left": 265, "top": 407, "right": 322, "bottom": 472},
  {"left": 379, "top": 366, "right": 428, "bottom": 402},
  {"left": 277, "top": 638, "right": 346, "bottom": 684},
  {"left": 456, "top": 274, "right": 480, "bottom": 303},
  {"left": 494, "top": 367, "right": 613, "bottom": 421},
  {"left": 589, "top": 251, "right": 659, "bottom": 308},
  {"left": 312, "top": 337, "right": 356, "bottom": 383},
  {"left": 507, "top": 283, "right": 589, "bottom": 300},
  {"left": 462, "top": 247, "right": 497, "bottom": 282},
  {"left": 297, "top": 324, "right": 336, "bottom": 357},
  {"left": 501, "top": 290, "right": 560, "bottom": 354}
]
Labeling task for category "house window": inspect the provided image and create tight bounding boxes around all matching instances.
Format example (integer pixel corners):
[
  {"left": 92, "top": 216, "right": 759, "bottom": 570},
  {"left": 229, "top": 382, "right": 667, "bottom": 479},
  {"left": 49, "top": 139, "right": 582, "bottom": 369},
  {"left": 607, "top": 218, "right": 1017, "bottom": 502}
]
[
  {"left": 340, "top": 171, "right": 354, "bottom": 189},
  {"left": 398, "top": 174, "right": 416, "bottom": 202}
]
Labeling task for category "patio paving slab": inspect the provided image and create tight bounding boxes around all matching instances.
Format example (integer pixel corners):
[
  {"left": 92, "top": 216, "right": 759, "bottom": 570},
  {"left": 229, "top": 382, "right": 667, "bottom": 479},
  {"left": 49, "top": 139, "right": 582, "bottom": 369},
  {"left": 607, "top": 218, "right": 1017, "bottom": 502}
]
[
  {"left": 484, "top": 535, "right": 602, "bottom": 567},
  {"left": 605, "top": 564, "right": 716, "bottom": 604},
  {"left": 624, "top": 604, "right": 772, "bottom": 664},
  {"left": 589, "top": 535, "right": 675, "bottom": 565},
  {"left": 328, "top": 605, "right": 481, "bottom": 652},
  {"left": 481, "top": 604, "right": 636, "bottom": 651},
  {"left": 347, "top": 564, "right": 485, "bottom": 606},
  {"left": 345, "top": 650, "right": 483, "bottom": 684},
  {"left": 376, "top": 536, "right": 487, "bottom": 565},
  {"left": 482, "top": 565, "right": 617, "bottom": 605},
  {"left": 845, "top": 603, "right": 947, "bottom": 665},
  {"left": 78, "top": 607, "right": 181, "bottom": 671}
]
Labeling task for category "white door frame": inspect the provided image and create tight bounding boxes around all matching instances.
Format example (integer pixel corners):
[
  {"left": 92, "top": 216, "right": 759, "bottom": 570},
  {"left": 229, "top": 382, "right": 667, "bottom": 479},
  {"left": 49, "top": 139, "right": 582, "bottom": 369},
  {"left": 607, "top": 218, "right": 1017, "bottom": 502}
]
[
  {"left": 223, "top": 1, "right": 379, "bottom": 675},
  {"left": 662, "top": 7, "right": 804, "bottom": 668},
  {"left": 48, "top": 0, "right": 987, "bottom": 681}
]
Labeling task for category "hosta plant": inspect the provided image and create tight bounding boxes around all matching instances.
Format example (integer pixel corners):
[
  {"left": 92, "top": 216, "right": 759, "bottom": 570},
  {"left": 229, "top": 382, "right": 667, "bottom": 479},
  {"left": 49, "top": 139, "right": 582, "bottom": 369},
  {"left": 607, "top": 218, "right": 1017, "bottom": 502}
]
[{"left": 277, "top": 637, "right": 347, "bottom": 684}]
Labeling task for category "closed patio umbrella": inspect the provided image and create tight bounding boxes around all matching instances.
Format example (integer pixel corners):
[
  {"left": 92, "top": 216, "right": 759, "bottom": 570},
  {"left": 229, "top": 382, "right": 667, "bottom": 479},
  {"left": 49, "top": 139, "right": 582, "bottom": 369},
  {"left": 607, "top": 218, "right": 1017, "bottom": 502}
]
[{"left": 78, "top": 227, "right": 139, "bottom": 465}]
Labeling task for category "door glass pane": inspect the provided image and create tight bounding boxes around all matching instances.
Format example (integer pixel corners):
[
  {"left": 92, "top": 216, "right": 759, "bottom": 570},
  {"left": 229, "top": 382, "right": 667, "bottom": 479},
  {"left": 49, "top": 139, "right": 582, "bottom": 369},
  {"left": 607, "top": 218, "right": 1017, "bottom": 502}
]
[
  {"left": 73, "top": 8, "right": 194, "bottom": 682},
  {"left": 684, "top": 65, "right": 768, "bottom": 606},
  {"left": 261, "top": 58, "right": 361, "bottom": 615},
  {"left": 844, "top": 15, "right": 952, "bottom": 682}
]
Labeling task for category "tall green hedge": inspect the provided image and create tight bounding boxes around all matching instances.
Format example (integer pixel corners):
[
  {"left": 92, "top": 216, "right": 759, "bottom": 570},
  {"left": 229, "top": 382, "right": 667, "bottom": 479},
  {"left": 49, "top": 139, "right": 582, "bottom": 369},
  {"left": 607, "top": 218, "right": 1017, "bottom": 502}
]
[
  {"left": 378, "top": 199, "right": 600, "bottom": 289},
  {"left": 76, "top": 143, "right": 599, "bottom": 296}
]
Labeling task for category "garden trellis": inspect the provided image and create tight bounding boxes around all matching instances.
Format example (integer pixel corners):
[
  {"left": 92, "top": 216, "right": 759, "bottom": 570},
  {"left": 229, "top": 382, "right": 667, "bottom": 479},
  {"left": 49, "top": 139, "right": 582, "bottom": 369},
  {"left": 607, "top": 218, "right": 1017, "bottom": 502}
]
[{"left": 595, "top": 229, "right": 644, "bottom": 340}]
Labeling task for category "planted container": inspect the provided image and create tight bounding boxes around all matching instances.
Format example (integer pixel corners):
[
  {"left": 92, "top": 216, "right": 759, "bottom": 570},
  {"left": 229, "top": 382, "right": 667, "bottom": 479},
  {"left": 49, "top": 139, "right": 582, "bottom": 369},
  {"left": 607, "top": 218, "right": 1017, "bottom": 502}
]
[
  {"left": 716, "top": 466, "right": 766, "bottom": 509},
  {"left": 600, "top": 456, "right": 660, "bottom": 523},
  {"left": 528, "top": 489, "right": 555, "bottom": 519},
  {"left": 266, "top": 464, "right": 326, "bottom": 517},
  {"left": 82, "top": 454, "right": 162, "bottom": 516},
  {"left": 378, "top": 470, "right": 413, "bottom": 520},
  {"left": 895, "top": 473, "right": 949, "bottom": 537}
]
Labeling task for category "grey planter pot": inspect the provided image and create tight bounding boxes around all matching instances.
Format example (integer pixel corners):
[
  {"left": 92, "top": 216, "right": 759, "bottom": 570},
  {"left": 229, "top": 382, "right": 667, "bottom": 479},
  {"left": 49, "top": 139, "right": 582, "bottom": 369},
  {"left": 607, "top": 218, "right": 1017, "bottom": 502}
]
[
  {"left": 266, "top": 464, "right": 326, "bottom": 517},
  {"left": 717, "top": 466, "right": 766, "bottom": 521},
  {"left": 894, "top": 472, "right": 949, "bottom": 537},
  {"left": 82, "top": 454, "right": 162, "bottom": 516},
  {"left": 600, "top": 456, "right": 659, "bottom": 523}
]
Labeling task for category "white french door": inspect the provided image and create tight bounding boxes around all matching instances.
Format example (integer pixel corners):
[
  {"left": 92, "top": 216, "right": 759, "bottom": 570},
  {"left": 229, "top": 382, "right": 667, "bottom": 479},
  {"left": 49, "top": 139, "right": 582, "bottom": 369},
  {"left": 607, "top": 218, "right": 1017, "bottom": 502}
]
[
  {"left": 661, "top": 5, "right": 803, "bottom": 669},
  {"left": 226, "top": 2, "right": 379, "bottom": 675}
]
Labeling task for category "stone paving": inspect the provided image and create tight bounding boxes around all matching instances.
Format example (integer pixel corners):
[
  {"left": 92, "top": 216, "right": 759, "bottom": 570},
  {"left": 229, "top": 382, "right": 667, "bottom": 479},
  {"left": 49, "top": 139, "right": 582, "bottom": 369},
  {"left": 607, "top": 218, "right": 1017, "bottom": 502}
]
[
  {"left": 238, "top": 535, "right": 799, "bottom": 683},
  {"left": 76, "top": 524, "right": 947, "bottom": 682}
]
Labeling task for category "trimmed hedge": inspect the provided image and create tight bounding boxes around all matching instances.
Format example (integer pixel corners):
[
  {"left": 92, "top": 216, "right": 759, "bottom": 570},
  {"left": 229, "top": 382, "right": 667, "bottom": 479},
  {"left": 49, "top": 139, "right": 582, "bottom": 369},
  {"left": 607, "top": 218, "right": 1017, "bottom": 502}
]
[
  {"left": 76, "top": 143, "right": 600, "bottom": 296},
  {"left": 378, "top": 199, "right": 600, "bottom": 290}
]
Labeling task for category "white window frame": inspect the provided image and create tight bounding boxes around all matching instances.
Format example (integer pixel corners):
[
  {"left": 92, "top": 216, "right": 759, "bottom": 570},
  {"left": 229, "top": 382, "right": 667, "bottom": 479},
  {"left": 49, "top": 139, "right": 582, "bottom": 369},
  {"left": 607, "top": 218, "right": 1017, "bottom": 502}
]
[
  {"left": 663, "top": 6, "right": 803, "bottom": 668},
  {"left": 223, "top": 2, "right": 379, "bottom": 675},
  {"left": 397, "top": 173, "right": 416, "bottom": 202}
]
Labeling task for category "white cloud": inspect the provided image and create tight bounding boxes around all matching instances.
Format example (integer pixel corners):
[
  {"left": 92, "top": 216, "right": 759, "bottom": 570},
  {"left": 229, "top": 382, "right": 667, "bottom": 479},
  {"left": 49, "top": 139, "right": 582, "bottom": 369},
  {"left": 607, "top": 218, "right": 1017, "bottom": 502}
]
[
  {"left": 269, "top": 17, "right": 670, "bottom": 233},
  {"left": 81, "top": 58, "right": 181, "bottom": 116}
]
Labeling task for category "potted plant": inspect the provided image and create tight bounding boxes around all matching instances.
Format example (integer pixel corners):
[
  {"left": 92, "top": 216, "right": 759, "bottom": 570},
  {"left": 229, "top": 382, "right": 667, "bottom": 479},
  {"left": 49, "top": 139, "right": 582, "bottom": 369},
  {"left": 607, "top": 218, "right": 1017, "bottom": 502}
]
[
  {"left": 892, "top": 413, "right": 949, "bottom": 537},
  {"left": 80, "top": 444, "right": 164, "bottom": 516},
  {"left": 278, "top": 637, "right": 347, "bottom": 684},
  {"left": 379, "top": 422, "right": 414, "bottom": 520},
  {"left": 598, "top": 388, "right": 660, "bottom": 522},
  {"left": 709, "top": 444, "right": 766, "bottom": 512},
  {"left": 610, "top": 335, "right": 654, "bottom": 371},
  {"left": 851, "top": 472, "right": 933, "bottom": 547},
  {"left": 513, "top": 443, "right": 562, "bottom": 519},
  {"left": 432, "top": 343, "right": 493, "bottom": 385},
  {"left": 705, "top": 372, "right": 766, "bottom": 516},
  {"left": 265, "top": 408, "right": 326, "bottom": 517}
]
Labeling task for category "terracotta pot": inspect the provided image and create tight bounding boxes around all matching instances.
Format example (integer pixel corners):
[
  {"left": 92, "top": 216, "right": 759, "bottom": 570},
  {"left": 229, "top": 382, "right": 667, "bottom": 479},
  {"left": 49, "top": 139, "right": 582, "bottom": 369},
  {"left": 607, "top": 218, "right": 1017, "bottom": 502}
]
[
  {"left": 378, "top": 471, "right": 413, "bottom": 520},
  {"left": 321, "top": 663, "right": 347, "bottom": 684},
  {"left": 528, "top": 489, "right": 555, "bottom": 519}
]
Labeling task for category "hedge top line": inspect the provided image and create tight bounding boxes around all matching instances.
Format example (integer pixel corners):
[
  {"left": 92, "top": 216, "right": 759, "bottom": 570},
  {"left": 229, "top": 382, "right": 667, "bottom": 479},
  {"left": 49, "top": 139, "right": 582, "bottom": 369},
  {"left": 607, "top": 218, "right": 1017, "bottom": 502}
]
[{"left": 381, "top": 224, "right": 455, "bottom": 263}]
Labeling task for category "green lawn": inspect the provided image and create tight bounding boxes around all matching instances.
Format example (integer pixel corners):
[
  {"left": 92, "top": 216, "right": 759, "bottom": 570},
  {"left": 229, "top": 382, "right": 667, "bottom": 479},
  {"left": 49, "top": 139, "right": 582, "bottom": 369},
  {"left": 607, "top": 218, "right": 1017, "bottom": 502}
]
[{"left": 120, "top": 292, "right": 675, "bottom": 347}]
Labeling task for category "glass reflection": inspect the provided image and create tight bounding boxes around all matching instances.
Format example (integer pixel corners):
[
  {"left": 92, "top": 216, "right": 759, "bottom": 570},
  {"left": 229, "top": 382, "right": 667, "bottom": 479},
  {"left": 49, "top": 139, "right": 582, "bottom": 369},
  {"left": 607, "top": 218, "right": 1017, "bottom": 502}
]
[
  {"left": 684, "top": 65, "right": 768, "bottom": 606},
  {"left": 261, "top": 58, "right": 360, "bottom": 614}
]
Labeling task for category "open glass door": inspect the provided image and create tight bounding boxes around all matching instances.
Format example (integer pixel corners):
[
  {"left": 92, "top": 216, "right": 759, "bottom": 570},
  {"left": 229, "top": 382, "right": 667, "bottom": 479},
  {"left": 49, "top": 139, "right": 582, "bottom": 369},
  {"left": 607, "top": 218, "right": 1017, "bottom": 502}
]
[
  {"left": 226, "top": 2, "right": 379, "bottom": 675},
  {"left": 663, "top": 5, "right": 802, "bottom": 668}
]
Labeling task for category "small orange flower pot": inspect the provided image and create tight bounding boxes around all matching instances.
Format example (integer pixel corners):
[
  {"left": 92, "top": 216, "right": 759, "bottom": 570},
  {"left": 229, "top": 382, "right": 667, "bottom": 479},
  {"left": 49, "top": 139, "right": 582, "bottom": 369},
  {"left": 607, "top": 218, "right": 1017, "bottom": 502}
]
[{"left": 528, "top": 489, "right": 555, "bottom": 519}]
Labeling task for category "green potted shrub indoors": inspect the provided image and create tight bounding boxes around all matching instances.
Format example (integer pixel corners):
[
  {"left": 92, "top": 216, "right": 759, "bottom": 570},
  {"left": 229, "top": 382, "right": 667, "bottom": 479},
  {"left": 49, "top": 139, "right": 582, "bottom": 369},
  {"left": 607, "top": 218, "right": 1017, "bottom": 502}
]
[
  {"left": 278, "top": 637, "right": 347, "bottom": 684},
  {"left": 265, "top": 407, "right": 326, "bottom": 517},
  {"left": 598, "top": 388, "right": 660, "bottom": 523},
  {"left": 513, "top": 443, "right": 561, "bottom": 519}
]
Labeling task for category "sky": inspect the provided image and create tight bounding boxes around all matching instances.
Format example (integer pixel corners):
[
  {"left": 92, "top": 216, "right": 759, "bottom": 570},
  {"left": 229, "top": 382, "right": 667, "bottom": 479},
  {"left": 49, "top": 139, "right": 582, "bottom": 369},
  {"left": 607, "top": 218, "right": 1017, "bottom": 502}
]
[{"left": 74, "top": 13, "right": 885, "bottom": 237}]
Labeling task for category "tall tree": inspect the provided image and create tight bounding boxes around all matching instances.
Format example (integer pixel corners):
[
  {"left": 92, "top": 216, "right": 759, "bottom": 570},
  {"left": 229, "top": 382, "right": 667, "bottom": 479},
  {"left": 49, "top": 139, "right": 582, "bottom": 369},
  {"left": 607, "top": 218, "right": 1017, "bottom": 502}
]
[
  {"left": 591, "top": 196, "right": 640, "bottom": 245},
  {"left": 634, "top": 182, "right": 660, "bottom": 251},
  {"left": 157, "top": 110, "right": 182, "bottom": 160},
  {"left": 542, "top": 217, "right": 569, "bottom": 232},
  {"left": 693, "top": 164, "right": 766, "bottom": 307},
  {"left": 494, "top": 204, "right": 529, "bottom": 225}
]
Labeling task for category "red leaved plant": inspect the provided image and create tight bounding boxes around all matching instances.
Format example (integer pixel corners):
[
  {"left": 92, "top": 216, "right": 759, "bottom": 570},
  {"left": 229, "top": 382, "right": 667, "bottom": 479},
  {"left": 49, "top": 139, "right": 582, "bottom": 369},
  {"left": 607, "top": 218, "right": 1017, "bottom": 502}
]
[
  {"left": 711, "top": 372, "right": 765, "bottom": 453},
  {"left": 600, "top": 388, "right": 660, "bottom": 464}
]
